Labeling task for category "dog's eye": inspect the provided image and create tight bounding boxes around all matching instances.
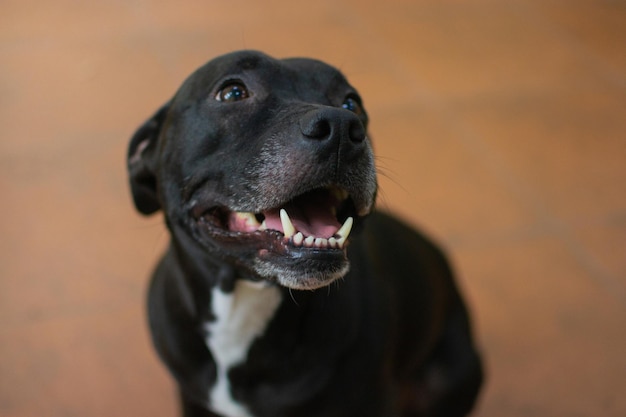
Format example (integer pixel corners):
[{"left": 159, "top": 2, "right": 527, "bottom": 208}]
[
  {"left": 342, "top": 96, "right": 364, "bottom": 115},
  {"left": 215, "top": 82, "right": 250, "bottom": 102}
]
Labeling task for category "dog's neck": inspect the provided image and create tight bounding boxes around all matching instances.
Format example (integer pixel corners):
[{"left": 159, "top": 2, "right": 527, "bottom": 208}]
[{"left": 203, "top": 280, "right": 282, "bottom": 417}]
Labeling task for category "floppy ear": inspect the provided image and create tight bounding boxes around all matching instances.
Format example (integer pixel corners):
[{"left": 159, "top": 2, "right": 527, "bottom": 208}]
[{"left": 127, "top": 103, "right": 170, "bottom": 215}]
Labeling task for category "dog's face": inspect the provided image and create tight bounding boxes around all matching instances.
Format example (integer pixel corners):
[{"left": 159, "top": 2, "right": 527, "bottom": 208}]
[{"left": 128, "top": 50, "right": 377, "bottom": 289}]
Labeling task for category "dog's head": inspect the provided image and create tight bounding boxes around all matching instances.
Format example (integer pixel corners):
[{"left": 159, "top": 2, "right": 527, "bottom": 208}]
[{"left": 128, "top": 50, "right": 377, "bottom": 290}]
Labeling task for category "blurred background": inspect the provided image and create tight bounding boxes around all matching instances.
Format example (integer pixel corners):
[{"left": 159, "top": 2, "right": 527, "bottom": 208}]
[{"left": 1, "top": 0, "right": 625, "bottom": 416}]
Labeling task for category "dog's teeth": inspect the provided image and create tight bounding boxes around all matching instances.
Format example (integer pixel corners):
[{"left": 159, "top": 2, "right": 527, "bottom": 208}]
[
  {"left": 304, "top": 236, "right": 315, "bottom": 247},
  {"left": 280, "top": 209, "right": 296, "bottom": 238},
  {"left": 335, "top": 217, "right": 353, "bottom": 249},
  {"left": 239, "top": 212, "right": 260, "bottom": 228},
  {"left": 314, "top": 238, "right": 327, "bottom": 248},
  {"left": 293, "top": 232, "right": 304, "bottom": 246},
  {"left": 336, "top": 217, "right": 353, "bottom": 240},
  {"left": 259, "top": 220, "right": 267, "bottom": 231},
  {"left": 328, "top": 237, "right": 337, "bottom": 248}
]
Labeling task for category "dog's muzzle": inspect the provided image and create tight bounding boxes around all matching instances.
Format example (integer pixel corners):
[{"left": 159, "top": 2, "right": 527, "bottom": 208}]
[
  {"left": 190, "top": 183, "right": 372, "bottom": 290},
  {"left": 184, "top": 98, "right": 376, "bottom": 289}
]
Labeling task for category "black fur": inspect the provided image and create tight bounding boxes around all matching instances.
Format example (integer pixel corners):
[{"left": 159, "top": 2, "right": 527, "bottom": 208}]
[{"left": 128, "top": 50, "right": 483, "bottom": 416}]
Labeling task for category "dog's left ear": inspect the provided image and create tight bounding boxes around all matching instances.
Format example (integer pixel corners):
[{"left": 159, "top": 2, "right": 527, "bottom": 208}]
[{"left": 127, "top": 103, "right": 170, "bottom": 215}]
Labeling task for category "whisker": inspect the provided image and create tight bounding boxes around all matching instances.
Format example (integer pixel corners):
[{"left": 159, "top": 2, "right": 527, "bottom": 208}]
[{"left": 288, "top": 288, "right": 299, "bottom": 306}]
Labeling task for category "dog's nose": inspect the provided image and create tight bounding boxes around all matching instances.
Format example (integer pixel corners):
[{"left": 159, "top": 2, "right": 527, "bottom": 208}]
[{"left": 299, "top": 107, "right": 366, "bottom": 145}]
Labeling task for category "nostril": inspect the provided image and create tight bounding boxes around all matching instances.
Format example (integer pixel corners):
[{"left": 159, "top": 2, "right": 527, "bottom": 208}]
[
  {"left": 299, "top": 107, "right": 366, "bottom": 145},
  {"left": 349, "top": 120, "right": 366, "bottom": 143},
  {"left": 301, "top": 116, "right": 331, "bottom": 140}
]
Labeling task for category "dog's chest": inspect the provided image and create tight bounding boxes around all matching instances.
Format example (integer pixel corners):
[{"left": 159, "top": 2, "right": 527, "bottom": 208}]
[{"left": 204, "top": 280, "right": 282, "bottom": 417}]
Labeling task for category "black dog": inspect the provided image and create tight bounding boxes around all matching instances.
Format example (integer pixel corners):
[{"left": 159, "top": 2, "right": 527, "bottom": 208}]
[{"left": 127, "top": 50, "right": 483, "bottom": 417}]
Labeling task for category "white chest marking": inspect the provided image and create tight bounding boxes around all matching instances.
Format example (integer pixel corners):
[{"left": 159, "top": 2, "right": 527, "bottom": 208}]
[{"left": 204, "top": 281, "right": 282, "bottom": 417}]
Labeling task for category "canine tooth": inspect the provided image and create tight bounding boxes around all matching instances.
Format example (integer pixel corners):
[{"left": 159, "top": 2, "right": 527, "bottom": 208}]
[
  {"left": 304, "top": 236, "right": 315, "bottom": 247},
  {"left": 280, "top": 209, "right": 296, "bottom": 238},
  {"left": 293, "top": 232, "right": 304, "bottom": 246},
  {"left": 335, "top": 217, "right": 354, "bottom": 249},
  {"left": 239, "top": 212, "right": 260, "bottom": 228},
  {"left": 336, "top": 217, "right": 353, "bottom": 239}
]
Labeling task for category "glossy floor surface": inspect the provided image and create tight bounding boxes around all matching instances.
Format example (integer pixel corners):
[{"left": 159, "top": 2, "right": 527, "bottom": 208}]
[{"left": 1, "top": 1, "right": 625, "bottom": 416}]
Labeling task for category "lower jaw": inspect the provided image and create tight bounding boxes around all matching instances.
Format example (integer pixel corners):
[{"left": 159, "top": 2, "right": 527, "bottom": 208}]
[
  {"left": 253, "top": 247, "right": 350, "bottom": 290},
  {"left": 255, "top": 257, "right": 350, "bottom": 290},
  {"left": 191, "top": 223, "right": 351, "bottom": 288}
]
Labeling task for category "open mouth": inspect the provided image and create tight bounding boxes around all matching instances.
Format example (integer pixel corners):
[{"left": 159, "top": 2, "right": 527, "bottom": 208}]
[{"left": 194, "top": 186, "right": 359, "bottom": 253}]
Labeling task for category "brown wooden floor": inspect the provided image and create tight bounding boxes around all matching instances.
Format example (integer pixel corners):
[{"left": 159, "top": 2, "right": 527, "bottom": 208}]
[{"left": 1, "top": 1, "right": 625, "bottom": 416}]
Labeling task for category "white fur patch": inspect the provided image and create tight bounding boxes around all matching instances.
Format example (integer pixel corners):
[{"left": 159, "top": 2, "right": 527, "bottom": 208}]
[{"left": 204, "top": 280, "right": 282, "bottom": 417}]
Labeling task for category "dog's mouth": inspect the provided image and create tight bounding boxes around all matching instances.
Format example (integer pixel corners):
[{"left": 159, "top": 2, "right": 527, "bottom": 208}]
[
  {"left": 194, "top": 186, "right": 359, "bottom": 252},
  {"left": 189, "top": 184, "right": 371, "bottom": 288}
]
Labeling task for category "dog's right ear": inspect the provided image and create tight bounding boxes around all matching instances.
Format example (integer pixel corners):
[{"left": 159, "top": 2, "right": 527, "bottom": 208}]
[{"left": 127, "top": 103, "right": 170, "bottom": 215}]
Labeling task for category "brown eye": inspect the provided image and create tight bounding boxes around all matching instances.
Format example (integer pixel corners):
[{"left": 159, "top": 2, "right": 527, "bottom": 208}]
[
  {"left": 215, "top": 82, "right": 250, "bottom": 102},
  {"left": 342, "top": 95, "right": 364, "bottom": 115}
]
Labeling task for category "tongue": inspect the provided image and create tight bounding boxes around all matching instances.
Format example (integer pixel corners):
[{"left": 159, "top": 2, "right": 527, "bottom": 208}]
[{"left": 263, "top": 190, "right": 342, "bottom": 239}]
